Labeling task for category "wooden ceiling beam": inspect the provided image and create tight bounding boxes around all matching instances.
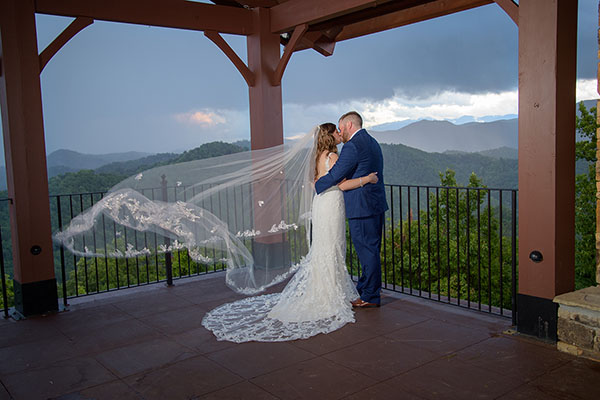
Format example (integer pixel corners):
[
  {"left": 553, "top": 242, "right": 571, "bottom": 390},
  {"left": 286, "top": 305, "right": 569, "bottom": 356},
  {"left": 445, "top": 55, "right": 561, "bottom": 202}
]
[
  {"left": 270, "top": 0, "right": 394, "bottom": 33},
  {"left": 336, "top": 0, "right": 493, "bottom": 42},
  {"left": 293, "top": 30, "right": 338, "bottom": 56},
  {"left": 35, "top": 0, "right": 255, "bottom": 35},
  {"left": 493, "top": 0, "right": 518, "bottom": 26}
]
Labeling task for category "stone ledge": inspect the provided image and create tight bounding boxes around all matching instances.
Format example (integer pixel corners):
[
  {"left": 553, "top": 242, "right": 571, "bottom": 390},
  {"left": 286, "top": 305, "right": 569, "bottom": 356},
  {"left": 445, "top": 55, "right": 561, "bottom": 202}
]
[
  {"left": 553, "top": 286, "right": 600, "bottom": 312},
  {"left": 557, "top": 341, "right": 600, "bottom": 362}
]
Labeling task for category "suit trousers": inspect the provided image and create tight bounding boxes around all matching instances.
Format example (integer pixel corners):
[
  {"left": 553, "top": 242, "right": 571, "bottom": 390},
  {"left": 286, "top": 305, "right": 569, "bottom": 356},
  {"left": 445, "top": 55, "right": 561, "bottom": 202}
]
[{"left": 348, "top": 213, "right": 384, "bottom": 304}]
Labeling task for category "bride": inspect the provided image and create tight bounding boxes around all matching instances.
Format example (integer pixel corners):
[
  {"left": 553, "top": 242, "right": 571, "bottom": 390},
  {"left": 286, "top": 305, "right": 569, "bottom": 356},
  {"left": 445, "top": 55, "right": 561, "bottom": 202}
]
[{"left": 201, "top": 123, "right": 378, "bottom": 342}]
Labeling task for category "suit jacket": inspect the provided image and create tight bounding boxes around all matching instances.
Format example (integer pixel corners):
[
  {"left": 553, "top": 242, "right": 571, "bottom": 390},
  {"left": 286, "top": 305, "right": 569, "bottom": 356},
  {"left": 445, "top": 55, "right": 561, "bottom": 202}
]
[{"left": 315, "top": 129, "right": 389, "bottom": 219}]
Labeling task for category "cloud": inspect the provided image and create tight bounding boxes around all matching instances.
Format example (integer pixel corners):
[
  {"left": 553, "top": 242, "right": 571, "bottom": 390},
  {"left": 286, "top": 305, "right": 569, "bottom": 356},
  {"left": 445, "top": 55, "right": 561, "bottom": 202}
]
[
  {"left": 283, "top": 78, "right": 597, "bottom": 133},
  {"left": 174, "top": 110, "right": 227, "bottom": 127},
  {"left": 576, "top": 78, "right": 598, "bottom": 102}
]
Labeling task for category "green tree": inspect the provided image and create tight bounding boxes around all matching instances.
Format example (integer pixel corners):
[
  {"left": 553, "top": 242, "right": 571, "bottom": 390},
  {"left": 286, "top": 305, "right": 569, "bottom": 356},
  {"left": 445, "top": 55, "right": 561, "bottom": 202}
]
[
  {"left": 575, "top": 102, "right": 598, "bottom": 288},
  {"left": 373, "top": 169, "right": 516, "bottom": 311}
]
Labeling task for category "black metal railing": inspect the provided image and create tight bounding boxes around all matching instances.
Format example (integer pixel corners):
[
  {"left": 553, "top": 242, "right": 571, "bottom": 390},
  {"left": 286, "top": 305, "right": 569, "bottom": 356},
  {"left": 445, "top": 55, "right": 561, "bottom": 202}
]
[
  {"left": 346, "top": 184, "right": 518, "bottom": 322},
  {"left": 0, "top": 182, "right": 518, "bottom": 322}
]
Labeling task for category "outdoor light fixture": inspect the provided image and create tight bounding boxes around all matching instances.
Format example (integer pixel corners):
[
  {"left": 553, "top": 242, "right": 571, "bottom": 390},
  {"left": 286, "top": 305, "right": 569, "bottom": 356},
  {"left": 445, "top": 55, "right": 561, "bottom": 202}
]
[{"left": 529, "top": 250, "right": 543, "bottom": 263}]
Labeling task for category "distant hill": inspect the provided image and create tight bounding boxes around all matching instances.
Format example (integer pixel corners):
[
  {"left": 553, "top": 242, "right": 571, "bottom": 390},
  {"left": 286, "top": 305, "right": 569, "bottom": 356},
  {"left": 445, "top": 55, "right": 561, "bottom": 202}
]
[
  {"left": 168, "top": 141, "right": 246, "bottom": 164},
  {"left": 371, "top": 119, "right": 518, "bottom": 153},
  {"left": 381, "top": 143, "right": 518, "bottom": 189},
  {"left": 476, "top": 147, "right": 518, "bottom": 159},
  {"left": 96, "top": 153, "right": 179, "bottom": 176},
  {"left": 47, "top": 149, "right": 151, "bottom": 173}
]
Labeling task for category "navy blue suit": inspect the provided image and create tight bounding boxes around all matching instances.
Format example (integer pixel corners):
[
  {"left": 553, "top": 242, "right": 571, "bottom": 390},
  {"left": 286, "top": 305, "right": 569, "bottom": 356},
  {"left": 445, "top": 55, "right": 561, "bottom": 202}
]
[{"left": 315, "top": 129, "right": 388, "bottom": 304}]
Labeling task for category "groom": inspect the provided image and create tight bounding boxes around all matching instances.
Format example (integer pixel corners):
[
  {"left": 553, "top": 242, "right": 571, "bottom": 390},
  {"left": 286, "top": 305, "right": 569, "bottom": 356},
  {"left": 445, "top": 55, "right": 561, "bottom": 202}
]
[{"left": 315, "top": 111, "right": 388, "bottom": 307}]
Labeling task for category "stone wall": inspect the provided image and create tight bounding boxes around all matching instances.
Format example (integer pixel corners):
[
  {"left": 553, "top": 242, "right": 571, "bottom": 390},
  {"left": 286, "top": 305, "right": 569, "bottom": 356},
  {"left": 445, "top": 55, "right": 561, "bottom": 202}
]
[{"left": 555, "top": 287, "right": 600, "bottom": 361}]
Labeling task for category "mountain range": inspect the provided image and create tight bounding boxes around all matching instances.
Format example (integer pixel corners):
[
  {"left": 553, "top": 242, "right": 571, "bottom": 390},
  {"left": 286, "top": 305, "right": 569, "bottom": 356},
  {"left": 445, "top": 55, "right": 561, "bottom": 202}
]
[{"left": 371, "top": 118, "right": 518, "bottom": 153}]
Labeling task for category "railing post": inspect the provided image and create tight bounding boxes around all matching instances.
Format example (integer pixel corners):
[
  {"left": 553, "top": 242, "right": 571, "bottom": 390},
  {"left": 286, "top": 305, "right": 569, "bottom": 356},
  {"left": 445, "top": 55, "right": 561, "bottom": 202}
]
[
  {"left": 161, "top": 175, "right": 173, "bottom": 286},
  {"left": 55, "top": 196, "right": 68, "bottom": 307},
  {"left": 0, "top": 226, "right": 9, "bottom": 319}
]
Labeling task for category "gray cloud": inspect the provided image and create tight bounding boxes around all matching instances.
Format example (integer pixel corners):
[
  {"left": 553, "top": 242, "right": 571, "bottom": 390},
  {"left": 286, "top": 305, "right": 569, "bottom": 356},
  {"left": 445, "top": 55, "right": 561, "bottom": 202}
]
[{"left": 285, "top": 0, "right": 596, "bottom": 104}]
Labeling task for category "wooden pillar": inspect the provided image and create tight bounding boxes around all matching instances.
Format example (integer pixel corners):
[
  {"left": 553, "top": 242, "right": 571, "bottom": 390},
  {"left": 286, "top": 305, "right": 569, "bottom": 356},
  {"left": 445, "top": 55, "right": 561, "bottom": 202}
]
[
  {"left": 596, "top": 5, "right": 600, "bottom": 287},
  {"left": 247, "top": 7, "right": 284, "bottom": 150},
  {"left": 0, "top": 0, "right": 57, "bottom": 316},
  {"left": 517, "top": 0, "right": 578, "bottom": 339}
]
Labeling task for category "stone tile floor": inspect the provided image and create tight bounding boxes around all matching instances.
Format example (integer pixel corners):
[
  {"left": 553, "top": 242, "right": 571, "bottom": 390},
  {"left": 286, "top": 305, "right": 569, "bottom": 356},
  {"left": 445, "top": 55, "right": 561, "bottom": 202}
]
[{"left": 0, "top": 273, "right": 598, "bottom": 399}]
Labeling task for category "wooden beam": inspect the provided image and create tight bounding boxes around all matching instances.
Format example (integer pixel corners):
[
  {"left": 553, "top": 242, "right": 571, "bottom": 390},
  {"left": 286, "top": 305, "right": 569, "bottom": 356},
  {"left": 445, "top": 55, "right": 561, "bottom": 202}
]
[
  {"left": 39, "top": 16, "right": 93, "bottom": 73},
  {"left": 272, "top": 23, "right": 307, "bottom": 85},
  {"left": 35, "top": 0, "right": 254, "bottom": 36},
  {"left": 293, "top": 27, "right": 341, "bottom": 56},
  {"left": 493, "top": 0, "right": 518, "bottom": 26},
  {"left": 204, "top": 30, "right": 255, "bottom": 86},
  {"left": 336, "top": 0, "right": 493, "bottom": 42},
  {"left": 230, "top": 0, "right": 280, "bottom": 8},
  {"left": 0, "top": 0, "right": 58, "bottom": 315},
  {"left": 270, "top": 0, "right": 394, "bottom": 33}
]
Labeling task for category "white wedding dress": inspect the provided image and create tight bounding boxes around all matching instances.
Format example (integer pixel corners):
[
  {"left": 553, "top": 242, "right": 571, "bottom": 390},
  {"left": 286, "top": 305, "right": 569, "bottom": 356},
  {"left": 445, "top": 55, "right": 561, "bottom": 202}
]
[{"left": 201, "top": 154, "right": 359, "bottom": 342}]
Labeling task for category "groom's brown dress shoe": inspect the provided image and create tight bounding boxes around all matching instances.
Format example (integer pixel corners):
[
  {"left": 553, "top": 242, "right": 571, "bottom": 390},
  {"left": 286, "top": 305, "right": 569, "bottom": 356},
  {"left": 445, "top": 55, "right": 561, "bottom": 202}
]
[{"left": 351, "top": 298, "right": 380, "bottom": 308}]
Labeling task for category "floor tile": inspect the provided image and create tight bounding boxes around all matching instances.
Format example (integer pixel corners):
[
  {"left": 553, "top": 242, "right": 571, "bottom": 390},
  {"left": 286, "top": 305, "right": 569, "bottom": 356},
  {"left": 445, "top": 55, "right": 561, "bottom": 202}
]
[
  {"left": 342, "top": 381, "right": 425, "bottom": 400},
  {"left": 51, "top": 380, "right": 143, "bottom": 400},
  {"left": 0, "top": 334, "right": 80, "bottom": 375},
  {"left": 323, "top": 335, "right": 440, "bottom": 382},
  {"left": 0, "top": 381, "right": 11, "bottom": 400},
  {"left": 290, "top": 320, "right": 377, "bottom": 356},
  {"left": 54, "top": 303, "right": 132, "bottom": 336},
  {"left": 0, "top": 317, "right": 66, "bottom": 349},
  {"left": 195, "top": 381, "right": 278, "bottom": 400},
  {"left": 168, "top": 326, "right": 237, "bottom": 355},
  {"left": 496, "top": 383, "right": 565, "bottom": 400},
  {"left": 385, "top": 355, "right": 524, "bottom": 399},
  {"left": 207, "top": 341, "right": 315, "bottom": 379},
  {"left": 454, "top": 335, "right": 573, "bottom": 382},
  {"left": 70, "top": 318, "right": 161, "bottom": 354},
  {"left": 113, "top": 291, "right": 195, "bottom": 318},
  {"left": 251, "top": 357, "right": 377, "bottom": 399},
  {"left": 94, "top": 337, "right": 195, "bottom": 378},
  {"left": 125, "top": 355, "right": 243, "bottom": 400},
  {"left": 2, "top": 357, "right": 115, "bottom": 400},
  {"left": 140, "top": 304, "right": 208, "bottom": 335},
  {"left": 351, "top": 304, "right": 431, "bottom": 336},
  {"left": 383, "top": 318, "right": 491, "bottom": 355},
  {"left": 526, "top": 357, "right": 600, "bottom": 400}
]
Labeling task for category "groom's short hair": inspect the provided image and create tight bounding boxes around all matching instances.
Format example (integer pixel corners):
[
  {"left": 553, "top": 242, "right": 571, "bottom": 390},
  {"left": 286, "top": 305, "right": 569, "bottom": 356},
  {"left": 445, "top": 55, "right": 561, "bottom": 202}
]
[{"left": 339, "top": 111, "right": 363, "bottom": 129}]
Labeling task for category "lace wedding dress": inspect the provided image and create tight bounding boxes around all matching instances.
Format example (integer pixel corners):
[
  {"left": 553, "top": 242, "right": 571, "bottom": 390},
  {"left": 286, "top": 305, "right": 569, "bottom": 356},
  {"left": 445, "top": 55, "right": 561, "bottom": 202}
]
[{"left": 201, "top": 154, "right": 359, "bottom": 342}]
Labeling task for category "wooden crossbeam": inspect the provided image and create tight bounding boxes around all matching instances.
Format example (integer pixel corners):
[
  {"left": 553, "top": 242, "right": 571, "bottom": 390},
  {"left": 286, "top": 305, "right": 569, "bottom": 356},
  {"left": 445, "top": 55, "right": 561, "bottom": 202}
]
[
  {"left": 39, "top": 17, "right": 93, "bottom": 73},
  {"left": 336, "top": 0, "right": 493, "bottom": 42},
  {"left": 295, "top": 31, "right": 338, "bottom": 57},
  {"left": 493, "top": 0, "right": 518, "bottom": 25},
  {"left": 35, "top": 0, "right": 254, "bottom": 36},
  {"left": 204, "top": 30, "right": 255, "bottom": 86},
  {"left": 270, "top": 0, "right": 394, "bottom": 33},
  {"left": 272, "top": 24, "right": 307, "bottom": 85}
]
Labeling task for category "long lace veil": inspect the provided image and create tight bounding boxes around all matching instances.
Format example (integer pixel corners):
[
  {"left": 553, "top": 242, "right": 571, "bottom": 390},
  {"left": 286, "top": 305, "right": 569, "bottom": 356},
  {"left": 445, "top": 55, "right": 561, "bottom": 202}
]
[{"left": 53, "top": 126, "right": 320, "bottom": 295}]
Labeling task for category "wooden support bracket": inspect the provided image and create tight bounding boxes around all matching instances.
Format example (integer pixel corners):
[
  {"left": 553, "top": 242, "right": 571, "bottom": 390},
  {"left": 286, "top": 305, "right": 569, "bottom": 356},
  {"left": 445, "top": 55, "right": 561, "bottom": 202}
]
[
  {"left": 494, "top": 0, "right": 518, "bottom": 26},
  {"left": 272, "top": 23, "right": 307, "bottom": 86},
  {"left": 204, "top": 30, "right": 255, "bottom": 87},
  {"left": 39, "top": 17, "right": 94, "bottom": 73}
]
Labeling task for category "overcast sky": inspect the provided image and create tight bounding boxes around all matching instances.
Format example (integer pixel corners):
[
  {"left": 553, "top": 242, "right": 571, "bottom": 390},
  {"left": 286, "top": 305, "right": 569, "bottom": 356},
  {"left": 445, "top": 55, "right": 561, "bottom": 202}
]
[{"left": 1, "top": 0, "right": 598, "bottom": 155}]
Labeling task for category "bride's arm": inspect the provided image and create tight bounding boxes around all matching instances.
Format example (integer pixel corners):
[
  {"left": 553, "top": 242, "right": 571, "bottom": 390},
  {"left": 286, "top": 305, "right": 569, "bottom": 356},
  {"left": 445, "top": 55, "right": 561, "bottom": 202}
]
[
  {"left": 338, "top": 172, "right": 378, "bottom": 191},
  {"left": 327, "top": 153, "right": 379, "bottom": 191}
]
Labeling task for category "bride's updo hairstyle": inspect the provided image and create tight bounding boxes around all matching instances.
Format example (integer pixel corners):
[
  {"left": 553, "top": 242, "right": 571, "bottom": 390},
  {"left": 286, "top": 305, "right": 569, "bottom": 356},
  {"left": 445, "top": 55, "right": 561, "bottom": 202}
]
[{"left": 315, "top": 123, "right": 338, "bottom": 180}]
